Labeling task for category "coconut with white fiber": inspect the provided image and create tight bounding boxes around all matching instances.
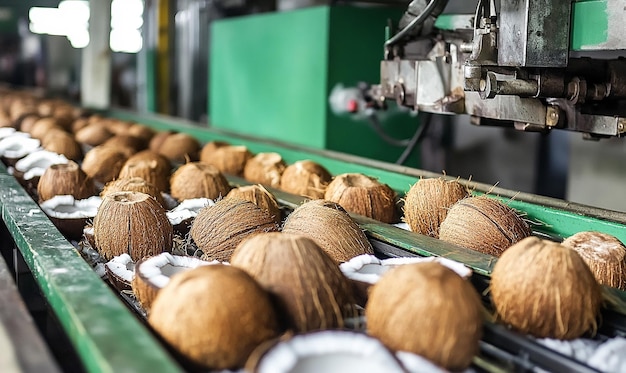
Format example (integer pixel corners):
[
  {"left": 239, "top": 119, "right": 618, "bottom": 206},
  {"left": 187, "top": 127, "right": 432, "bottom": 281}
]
[
  {"left": 403, "top": 178, "right": 469, "bottom": 238},
  {"left": 324, "top": 173, "right": 397, "bottom": 223},
  {"left": 490, "top": 236, "right": 602, "bottom": 339},
  {"left": 40, "top": 195, "right": 102, "bottom": 241},
  {"left": 81, "top": 146, "right": 128, "bottom": 184},
  {"left": 170, "top": 162, "right": 231, "bottom": 201},
  {"left": 37, "top": 161, "right": 96, "bottom": 202},
  {"left": 280, "top": 160, "right": 332, "bottom": 199},
  {"left": 148, "top": 265, "right": 280, "bottom": 370},
  {"left": 104, "top": 253, "right": 135, "bottom": 292},
  {"left": 132, "top": 253, "right": 214, "bottom": 311},
  {"left": 0, "top": 134, "right": 40, "bottom": 166},
  {"left": 201, "top": 145, "right": 253, "bottom": 176},
  {"left": 167, "top": 198, "right": 214, "bottom": 235},
  {"left": 282, "top": 199, "right": 373, "bottom": 263},
  {"left": 93, "top": 191, "right": 173, "bottom": 261},
  {"left": 243, "top": 152, "right": 286, "bottom": 188},
  {"left": 226, "top": 185, "right": 281, "bottom": 224},
  {"left": 562, "top": 231, "right": 626, "bottom": 290},
  {"left": 231, "top": 233, "right": 357, "bottom": 332}
]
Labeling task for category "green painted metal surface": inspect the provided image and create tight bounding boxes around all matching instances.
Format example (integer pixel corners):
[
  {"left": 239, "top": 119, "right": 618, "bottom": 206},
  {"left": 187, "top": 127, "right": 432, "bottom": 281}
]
[
  {"left": 0, "top": 164, "right": 182, "bottom": 373},
  {"left": 571, "top": 0, "right": 608, "bottom": 50},
  {"left": 210, "top": 6, "right": 420, "bottom": 167}
]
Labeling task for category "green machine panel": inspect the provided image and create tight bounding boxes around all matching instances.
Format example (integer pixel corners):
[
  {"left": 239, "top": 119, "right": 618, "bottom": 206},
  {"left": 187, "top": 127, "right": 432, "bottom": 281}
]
[{"left": 210, "top": 6, "right": 420, "bottom": 166}]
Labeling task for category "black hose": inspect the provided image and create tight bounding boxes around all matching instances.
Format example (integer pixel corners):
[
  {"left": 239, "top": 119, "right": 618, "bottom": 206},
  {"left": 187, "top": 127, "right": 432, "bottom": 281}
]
[
  {"left": 395, "top": 112, "right": 432, "bottom": 165},
  {"left": 366, "top": 113, "right": 413, "bottom": 147},
  {"left": 385, "top": 0, "right": 449, "bottom": 47}
]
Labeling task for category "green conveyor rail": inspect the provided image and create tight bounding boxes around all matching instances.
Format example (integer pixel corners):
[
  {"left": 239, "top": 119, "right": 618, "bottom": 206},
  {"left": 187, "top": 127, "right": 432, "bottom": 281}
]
[{"left": 0, "top": 164, "right": 183, "bottom": 373}]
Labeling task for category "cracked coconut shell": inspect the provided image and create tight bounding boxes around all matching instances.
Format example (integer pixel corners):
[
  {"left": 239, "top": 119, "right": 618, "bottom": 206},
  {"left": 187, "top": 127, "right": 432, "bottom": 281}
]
[
  {"left": 37, "top": 161, "right": 96, "bottom": 202},
  {"left": 243, "top": 152, "right": 286, "bottom": 188},
  {"left": 231, "top": 232, "right": 357, "bottom": 332},
  {"left": 282, "top": 199, "right": 373, "bottom": 263},
  {"left": 324, "top": 173, "right": 397, "bottom": 223},
  {"left": 226, "top": 185, "right": 281, "bottom": 224},
  {"left": 490, "top": 237, "right": 602, "bottom": 339},
  {"left": 439, "top": 196, "right": 531, "bottom": 257},
  {"left": 366, "top": 262, "right": 483, "bottom": 371},
  {"left": 562, "top": 231, "right": 626, "bottom": 290},
  {"left": 93, "top": 191, "right": 173, "bottom": 261},
  {"left": 170, "top": 162, "right": 231, "bottom": 201},
  {"left": 403, "top": 178, "right": 469, "bottom": 238},
  {"left": 148, "top": 265, "right": 280, "bottom": 370},
  {"left": 280, "top": 160, "right": 331, "bottom": 199}
]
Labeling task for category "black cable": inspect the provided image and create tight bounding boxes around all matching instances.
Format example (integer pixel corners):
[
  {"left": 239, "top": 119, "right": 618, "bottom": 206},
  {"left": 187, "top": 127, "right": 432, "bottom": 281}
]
[
  {"left": 366, "top": 113, "right": 413, "bottom": 147},
  {"left": 395, "top": 112, "right": 432, "bottom": 165},
  {"left": 385, "top": 0, "right": 448, "bottom": 47}
]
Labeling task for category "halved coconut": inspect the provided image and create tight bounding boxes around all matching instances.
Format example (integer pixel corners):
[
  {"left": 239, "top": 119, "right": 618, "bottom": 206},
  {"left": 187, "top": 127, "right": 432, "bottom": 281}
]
[
  {"left": 247, "top": 330, "right": 408, "bottom": 373},
  {"left": 37, "top": 161, "right": 96, "bottom": 202},
  {"left": 105, "top": 253, "right": 135, "bottom": 292},
  {"left": 243, "top": 152, "right": 286, "bottom": 188},
  {"left": 0, "top": 134, "right": 41, "bottom": 166},
  {"left": 226, "top": 185, "right": 281, "bottom": 224},
  {"left": 40, "top": 195, "right": 102, "bottom": 241},
  {"left": 41, "top": 130, "right": 82, "bottom": 161},
  {"left": 132, "top": 252, "right": 215, "bottom": 311},
  {"left": 169, "top": 162, "right": 231, "bottom": 201},
  {"left": 101, "top": 177, "right": 165, "bottom": 207},
  {"left": 280, "top": 160, "right": 332, "bottom": 199},
  {"left": 118, "top": 158, "right": 171, "bottom": 193},
  {"left": 201, "top": 145, "right": 253, "bottom": 176},
  {"left": 166, "top": 198, "right": 215, "bottom": 235},
  {"left": 13, "top": 150, "right": 68, "bottom": 198}
]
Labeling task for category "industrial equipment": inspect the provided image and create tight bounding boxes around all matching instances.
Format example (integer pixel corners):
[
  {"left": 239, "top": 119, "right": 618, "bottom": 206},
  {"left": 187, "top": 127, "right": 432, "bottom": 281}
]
[{"left": 371, "top": 0, "right": 626, "bottom": 137}]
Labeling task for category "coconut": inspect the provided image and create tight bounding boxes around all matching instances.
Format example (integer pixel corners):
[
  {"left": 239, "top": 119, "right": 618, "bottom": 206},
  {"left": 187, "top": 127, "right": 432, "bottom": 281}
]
[
  {"left": 148, "top": 265, "right": 280, "bottom": 370},
  {"left": 490, "top": 237, "right": 602, "bottom": 339},
  {"left": 202, "top": 145, "right": 253, "bottom": 176},
  {"left": 231, "top": 233, "right": 357, "bottom": 332},
  {"left": 17, "top": 114, "right": 40, "bottom": 133},
  {"left": 247, "top": 331, "right": 412, "bottom": 373},
  {"left": 0, "top": 110, "right": 12, "bottom": 128},
  {"left": 167, "top": 198, "right": 215, "bottom": 235},
  {"left": 102, "top": 135, "right": 147, "bottom": 157},
  {"left": 74, "top": 123, "right": 113, "bottom": 147},
  {"left": 149, "top": 130, "right": 173, "bottom": 152},
  {"left": 93, "top": 191, "right": 173, "bottom": 261},
  {"left": 0, "top": 134, "right": 40, "bottom": 166},
  {"left": 280, "top": 160, "right": 332, "bottom": 199},
  {"left": 105, "top": 253, "right": 135, "bottom": 292},
  {"left": 226, "top": 185, "right": 281, "bottom": 224},
  {"left": 199, "top": 140, "right": 229, "bottom": 161},
  {"left": 41, "top": 130, "right": 82, "bottom": 161},
  {"left": 13, "top": 150, "right": 68, "bottom": 198},
  {"left": 101, "top": 177, "right": 165, "bottom": 207},
  {"left": 282, "top": 200, "right": 373, "bottom": 263},
  {"left": 403, "top": 178, "right": 469, "bottom": 238},
  {"left": 37, "top": 161, "right": 96, "bottom": 202},
  {"left": 118, "top": 158, "right": 170, "bottom": 193},
  {"left": 324, "top": 173, "right": 397, "bottom": 223},
  {"left": 29, "top": 117, "right": 63, "bottom": 140},
  {"left": 439, "top": 196, "right": 531, "bottom": 257},
  {"left": 40, "top": 195, "right": 102, "bottom": 241},
  {"left": 562, "top": 231, "right": 626, "bottom": 290},
  {"left": 366, "top": 262, "right": 483, "bottom": 371},
  {"left": 190, "top": 198, "right": 279, "bottom": 262},
  {"left": 103, "top": 119, "right": 132, "bottom": 135},
  {"left": 243, "top": 152, "right": 286, "bottom": 188},
  {"left": 126, "top": 123, "right": 155, "bottom": 142},
  {"left": 81, "top": 146, "right": 128, "bottom": 184},
  {"left": 170, "top": 162, "right": 231, "bottom": 201},
  {"left": 157, "top": 132, "right": 200, "bottom": 163},
  {"left": 132, "top": 253, "right": 213, "bottom": 311},
  {"left": 71, "top": 117, "right": 90, "bottom": 134}
]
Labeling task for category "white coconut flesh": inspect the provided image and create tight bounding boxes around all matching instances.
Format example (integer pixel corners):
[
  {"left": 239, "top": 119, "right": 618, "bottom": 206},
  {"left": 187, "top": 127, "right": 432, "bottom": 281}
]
[
  {"left": 537, "top": 336, "right": 626, "bottom": 372},
  {"left": 255, "top": 331, "right": 405, "bottom": 373},
  {"left": 0, "top": 127, "right": 17, "bottom": 139},
  {"left": 40, "top": 195, "right": 102, "bottom": 219},
  {"left": 15, "top": 150, "right": 69, "bottom": 180},
  {"left": 0, "top": 135, "right": 41, "bottom": 159},
  {"left": 137, "top": 253, "right": 216, "bottom": 289},
  {"left": 166, "top": 198, "right": 214, "bottom": 225},
  {"left": 340, "top": 254, "right": 472, "bottom": 284},
  {"left": 394, "top": 222, "right": 410, "bottom": 231},
  {"left": 106, "top": 254, "right": 136, "bottom": 284}
]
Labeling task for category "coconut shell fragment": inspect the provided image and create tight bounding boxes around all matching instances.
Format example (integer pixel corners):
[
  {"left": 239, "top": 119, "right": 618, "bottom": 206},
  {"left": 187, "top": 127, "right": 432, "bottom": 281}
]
[
  {"left": 170, "top": 162, "right": 231, "bottom": 201},
  {"left": 366, "top": 262, "right": 483, "bottom": 371},
  {"left": 403, "top": 178, "right": 469, "bottom": 238},
  {"left": 93, "top": 191, "right": 173, "bottom": 261},
  {"left": 280, "top": 160, "right": 331, "bottom": 199},
  {"left": 324, "top": 173, "right": 397, "bottom": 223},
  {"left": 148, "top": 265, "right": 280, "bottom": 370},
  {"left": 490, "top": 237, "right": 602, "bottom": 339},
  {"left": 439, "top": 196, "right": 531, "bottom": 257},
  {"left": 243, "top": 152, "right": 286, "bottom": 188},
  {"left": 226, "top": 185, "right": 281, "bottom": 224},
  {"left": 37, "top": 161, "right": 96, "bottom": 202},
  {"left": 282, "top": 199, "right": 373, "bottom": 263},
  {"left": 190, "top": 198, "right": 279, "bottom": 262},
  {"left": 231, "top": 233, "right": 357, "bottom": 332},
  {"left": 562, "top": 231, "right": 626, "bottom": 290}
]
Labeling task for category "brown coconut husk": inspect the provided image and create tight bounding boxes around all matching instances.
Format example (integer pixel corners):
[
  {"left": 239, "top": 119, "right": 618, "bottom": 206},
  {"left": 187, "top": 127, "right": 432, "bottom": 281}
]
[
  {"left": 18, "top": 114, "right": 41, "bottom": 133},
  {"left": 403, "top": 178, "right": 469, "bottom": 238},
  {"left": 282, "top": 199, "right": 373, "bottom": 263},
  {"left": 118, "top": 158, "right": 171, "bottom": 193},
  {"left": 102, "top": 177, "right": 165, "bottom": 207},
  {"left": 490, "top": 237, "right": 602, "bottom": 339},
  {"left": 157, "top": 132, "right": 200, "bottom": 163},
  {"left": 103, "top": 119, "right": 132, "bottom": 135},
  {"left": 280, "top": 160, "right": 332, "bottom": 199},
  {"left": 226, "top": 185, "right": 281, "bottom": 224},
  {"left": 41, "top": 130, "right": 83, "bottom": 161},
  {"left": 102, "top": 135, "right": 147, "bottom": 156},
  {"left": 439, "top": 196, "right": 531, "bottom": 257},
  {"left": 75, "top": 123, "right": 114, "bottom": 147},
  {"left": 243, "top": 152, "right": 286, "bottom": 188},
  {"left": 81, "top": 146, "right": 128, "bottom": 184},
  {"left": 93, "top": 191, "right": 173, "bottom": 261},
  {"left": 148, "top": 265, "right": 280, "bottom": 370},
  {"left": 29, "top": 117, "right": 64, "bottom": 140},
  {"left": 190, "top": 198, "right": 279, "bottom": 262},
  {"left": 170, "top": 162, "right": 231, "bottom": 201},
  {"left": 71, "top": 117, "right": 90, "bottom": 134},
  {"left": 126, "top": 123, "right": 155, "bottom": 142},
  {"left": 202, "top": 145, "right": 253, "bottom": 176},
  {"left": 9, "top": 101, "right": 37, "bottom": 123},
  {"left": 37, "top": 161, "right": 96, "bottom": 202},
  {"left": 366, "top": 262, "right": 483, "bottom": 371},
  {"left": 324, "top": 173, "right": 397, "bottom": 223},
  {"left": 149, "top": 130, "right": 174, "bottom": 152},
  {"left": 199, "top": 140, "right": 229, "bottom": 162},
  {"left": 562, "top": 231, "right": 626, "bottom": 290},
  {"left": 231, "top": 232, "right": 358, "bottom": 332}
]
